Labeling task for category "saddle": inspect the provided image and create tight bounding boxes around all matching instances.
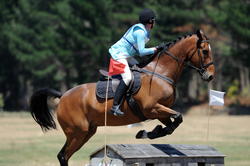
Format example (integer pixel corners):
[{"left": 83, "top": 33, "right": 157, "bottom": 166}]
[
  {"left": 96, "top": 70, "right": 141, "bottom": 99},
  {"left": 96, "top": 65, "right": 147, "bottom": 121}
]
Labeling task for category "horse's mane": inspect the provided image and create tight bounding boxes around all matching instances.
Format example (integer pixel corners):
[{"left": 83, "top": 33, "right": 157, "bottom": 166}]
[
  {"left": 165, "top": 31, "right": 209, "bottom": 50},
  {"left": 136, "top": 31, "right": 208, "bottom": 68},
  {"left": 165, "top": 33, "right": 195, "bottom": 50}
]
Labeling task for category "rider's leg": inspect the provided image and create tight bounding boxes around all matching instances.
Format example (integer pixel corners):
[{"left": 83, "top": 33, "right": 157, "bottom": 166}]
[{"left": 110, "top": 58, "right": 132, "bottom": 116}]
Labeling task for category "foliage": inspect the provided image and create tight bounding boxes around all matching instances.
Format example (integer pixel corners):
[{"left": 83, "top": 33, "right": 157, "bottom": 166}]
[{"left": 227, "top": 80, "right": 240, "bottom": 99}]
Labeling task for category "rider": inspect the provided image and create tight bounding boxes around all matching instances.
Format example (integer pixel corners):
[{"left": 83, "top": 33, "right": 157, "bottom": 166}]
[{"left": 109, "top": 8, "right": 165, "bottom": 116}]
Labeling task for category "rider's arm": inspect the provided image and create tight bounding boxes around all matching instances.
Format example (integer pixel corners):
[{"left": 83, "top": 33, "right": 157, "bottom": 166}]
[{"left": 133, "top": 29, "right": 156, "bottom": 56}]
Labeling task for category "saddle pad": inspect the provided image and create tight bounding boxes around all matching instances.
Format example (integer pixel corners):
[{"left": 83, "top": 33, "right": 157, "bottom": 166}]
[{"left": 96, "top": 71, "right": 141, "bottom": 99}]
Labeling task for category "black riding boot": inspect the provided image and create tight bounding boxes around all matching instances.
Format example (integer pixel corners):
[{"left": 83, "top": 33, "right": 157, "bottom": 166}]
[{"left": 110, "top": 80, "right": 128, "bottom": 116}]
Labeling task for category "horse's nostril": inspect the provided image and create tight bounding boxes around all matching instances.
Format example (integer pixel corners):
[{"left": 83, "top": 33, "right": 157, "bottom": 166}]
[{"left": 208, "top": 75, "right": 214, "bottom": 81}]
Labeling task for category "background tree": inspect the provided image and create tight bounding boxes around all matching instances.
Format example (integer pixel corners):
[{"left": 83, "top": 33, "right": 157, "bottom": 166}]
[
  {"left": 0, "top": 0, "right": 249, "bottom": 111},
  {"left": 225, "top": 0, "right": 250, "bottom": 96}
]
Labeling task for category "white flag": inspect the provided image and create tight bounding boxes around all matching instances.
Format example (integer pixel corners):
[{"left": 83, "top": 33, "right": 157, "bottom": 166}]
[{"left": 209, "top": 89, "right": 225, "bottom": 106}]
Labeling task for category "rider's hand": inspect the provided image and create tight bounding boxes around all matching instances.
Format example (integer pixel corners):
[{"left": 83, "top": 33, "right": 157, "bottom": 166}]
[{"left": 155, "top": 43, "right": 165, "bottom": 52}]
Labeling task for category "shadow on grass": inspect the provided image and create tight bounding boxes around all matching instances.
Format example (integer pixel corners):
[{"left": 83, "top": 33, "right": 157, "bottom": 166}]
[{"left": 226, "top": 105, "right": 250, "bottom": 115}]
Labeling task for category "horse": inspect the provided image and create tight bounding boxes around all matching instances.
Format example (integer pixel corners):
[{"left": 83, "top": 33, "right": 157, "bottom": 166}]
[{"left": 30, "top": 30, "right": 215, "bottom": 166}]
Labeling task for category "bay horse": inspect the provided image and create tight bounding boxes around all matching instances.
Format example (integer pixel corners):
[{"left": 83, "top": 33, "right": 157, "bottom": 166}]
[{"left": 30, "top": 30, "right": 215, "bottom": 166}]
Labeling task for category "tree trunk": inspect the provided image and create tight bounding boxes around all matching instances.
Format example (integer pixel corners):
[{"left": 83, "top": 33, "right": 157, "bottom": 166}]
[
  {"left": 215, "top": 59, "right": 224, "bottom": 91},
  {"left": 246, "top": 67, "right": 250, "bottom": 90},
  {"left": 239, "top": 65, "right": 250, "bottom": 94},
  {"left": 188, "top": 72, "right": 198, "bottom": 100}
]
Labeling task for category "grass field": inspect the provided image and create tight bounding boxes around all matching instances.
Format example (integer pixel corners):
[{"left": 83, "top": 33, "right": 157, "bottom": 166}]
[{"left": 0, "top": 111, "right": 249, "bottom": 166}]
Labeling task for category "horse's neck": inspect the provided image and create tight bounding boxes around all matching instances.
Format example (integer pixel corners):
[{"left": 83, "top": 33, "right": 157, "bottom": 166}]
[{"left": 145, "top": 37, "right": 195, "bottom": 83}]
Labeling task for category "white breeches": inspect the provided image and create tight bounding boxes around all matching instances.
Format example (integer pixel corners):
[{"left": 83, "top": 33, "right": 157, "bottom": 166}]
[{"left": 116, "top": 58, "right": 132, "bottom": 86}]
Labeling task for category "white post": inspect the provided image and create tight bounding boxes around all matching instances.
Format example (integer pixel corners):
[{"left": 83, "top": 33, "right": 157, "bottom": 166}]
[{"left": 102, "top": 76, "right": 111, "bottom": 166}]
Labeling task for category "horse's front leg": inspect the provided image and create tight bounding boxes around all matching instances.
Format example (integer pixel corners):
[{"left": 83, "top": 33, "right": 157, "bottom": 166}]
[{"left": 136, "top": 104, "right": 183, "bottom": 139}]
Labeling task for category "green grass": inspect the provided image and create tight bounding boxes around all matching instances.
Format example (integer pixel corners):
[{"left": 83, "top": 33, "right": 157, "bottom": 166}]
[{"left": 0, "top": 112, "right": 250, "bottom": 166}]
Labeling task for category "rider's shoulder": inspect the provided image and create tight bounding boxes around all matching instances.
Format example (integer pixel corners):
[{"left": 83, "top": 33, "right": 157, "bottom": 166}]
[
  {"left": 132, "top": 23, "right": 145, "bottom": 30},
  {"left": 132, "top": 24, "right": 146, "bottom": 34}
]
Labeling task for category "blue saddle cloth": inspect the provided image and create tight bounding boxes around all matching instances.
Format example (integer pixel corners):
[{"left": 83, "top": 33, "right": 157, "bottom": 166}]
[{"left": 96, "top": 71, "right": 141, "bottom": 99}]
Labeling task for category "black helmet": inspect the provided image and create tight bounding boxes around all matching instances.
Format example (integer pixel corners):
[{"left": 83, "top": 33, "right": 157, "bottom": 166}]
[{"left": 139, "top": 8, "right": 156, "bottom": 24}]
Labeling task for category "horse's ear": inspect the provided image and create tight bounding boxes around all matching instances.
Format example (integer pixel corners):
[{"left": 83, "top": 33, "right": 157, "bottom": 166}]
[
  {"left": 196, "top": 29, "right": 202, "bottom": 39},
  {"left": 196, "top": 29, "right": 203, "bottom": 48}
]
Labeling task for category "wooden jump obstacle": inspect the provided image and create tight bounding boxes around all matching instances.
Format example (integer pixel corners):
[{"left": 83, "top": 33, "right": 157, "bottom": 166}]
[{"left": 90, "top": 144, "right": 225, "bottom": 166}]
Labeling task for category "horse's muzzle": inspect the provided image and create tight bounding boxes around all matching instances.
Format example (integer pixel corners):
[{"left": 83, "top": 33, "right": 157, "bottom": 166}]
[{"left": 201, "top": 71, "right": 214, "bottom": 82}]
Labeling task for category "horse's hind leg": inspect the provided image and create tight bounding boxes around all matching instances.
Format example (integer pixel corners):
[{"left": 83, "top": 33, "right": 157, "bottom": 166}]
[
  {"left": 57, "top": 124, "right": 97, "bottom": 166},
  {"left": 57, "top": 142, "right": 67, "bottom": 166},
  {"left": 57, "top": 129, "right": 88, "bottom": 166}
]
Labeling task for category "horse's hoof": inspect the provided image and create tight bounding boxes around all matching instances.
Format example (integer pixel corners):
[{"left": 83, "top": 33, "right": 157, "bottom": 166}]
[
  {"left": 135, "top": 130, "right": 144, "bottom": 139},
  {"left": 135, "top": 130, "right": 147, "bottom": 139}
]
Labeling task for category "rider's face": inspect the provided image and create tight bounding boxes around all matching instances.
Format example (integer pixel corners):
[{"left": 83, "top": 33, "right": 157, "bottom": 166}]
[
  {"left": 150, "top": 22, "right": 155, "bottom": 29},
  {"left": 149, "top": 22, "right": 155, "bottom": 30},
  {"left": 146, "top": 21, "right": 155, "bottom": 30},
  {"left": 149, "top": 19, "right": 155, "bottom": 29}
]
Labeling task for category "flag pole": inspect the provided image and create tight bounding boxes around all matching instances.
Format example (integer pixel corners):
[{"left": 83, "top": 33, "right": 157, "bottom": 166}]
[
  {"left": 206, "top": 82, "right": 211, "bottom": 142},
  {"left": 206, "top": 104, "right": 211, "bottom": 142},
  {"left": 207, "top": 86, "right": 225, "bottom": 143}
]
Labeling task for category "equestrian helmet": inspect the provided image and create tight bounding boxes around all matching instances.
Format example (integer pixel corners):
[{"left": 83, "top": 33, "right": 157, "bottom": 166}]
[{"left": 139, "top": 8, "right": 156, "bottom": 24}]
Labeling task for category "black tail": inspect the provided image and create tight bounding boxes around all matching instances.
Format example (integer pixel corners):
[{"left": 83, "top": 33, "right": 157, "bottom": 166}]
[{"left": 30, "top": 88, "right": 62, "bottom": 132}]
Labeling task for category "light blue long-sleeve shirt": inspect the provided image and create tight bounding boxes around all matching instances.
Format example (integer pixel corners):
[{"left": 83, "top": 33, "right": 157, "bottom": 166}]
[{"left": 109, "top": 23, "right": 155, "bottom": 60}]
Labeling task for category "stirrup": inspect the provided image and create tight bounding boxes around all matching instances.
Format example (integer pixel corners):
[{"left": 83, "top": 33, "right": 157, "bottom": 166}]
[{"left": 110, "top": 105, "right": 124, "bottom": 116}]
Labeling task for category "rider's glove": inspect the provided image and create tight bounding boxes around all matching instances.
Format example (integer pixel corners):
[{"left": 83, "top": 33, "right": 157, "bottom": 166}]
[{"left": 155, "top": 43, "right": 166, "bottom": 52}]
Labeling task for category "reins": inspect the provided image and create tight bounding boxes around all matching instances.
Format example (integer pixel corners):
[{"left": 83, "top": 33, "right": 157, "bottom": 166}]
[
  {"left": 133, "top": 35, "right": 214, "bottom": 86},
  {"left": 149, "top": 49, "right": 166, "bottom": 86},
  {"left": 131, "top": 48, "right": 175, "bottom": 86}
]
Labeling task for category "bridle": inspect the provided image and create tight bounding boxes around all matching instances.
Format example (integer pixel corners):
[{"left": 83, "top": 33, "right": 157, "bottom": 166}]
[
  {"left": 163, "top": 39, "right": 214, "bottom": 78},
  {"left": 186, "top": 39, "right": 214, "bottom": 75}
]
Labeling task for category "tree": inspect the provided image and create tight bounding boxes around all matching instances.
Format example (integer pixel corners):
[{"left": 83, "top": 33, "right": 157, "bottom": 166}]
[
  {"left": 0, "top": 0, "right": 113, "bottom": 110},
  {"left": 0, "top": 0, "right": 25, "bottom": 110},
  {"left": 1, "top": 0, "right": 249, "bottom": 110},
  {"left": 225, "top": 0, "right": 250, "bottom": 95},
  {"left": 208, "top": 0, "right": 250, "bottom": 95}
]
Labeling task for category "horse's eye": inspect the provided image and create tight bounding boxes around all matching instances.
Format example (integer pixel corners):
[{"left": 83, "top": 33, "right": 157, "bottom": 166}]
[{"left": 202, "top": 50, "right": 209, "bottom": 56}]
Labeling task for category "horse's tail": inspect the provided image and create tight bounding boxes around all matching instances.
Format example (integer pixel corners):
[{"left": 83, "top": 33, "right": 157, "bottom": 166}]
[{"left": 30, "top": 88, "right": 62, "bottom": 132}]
